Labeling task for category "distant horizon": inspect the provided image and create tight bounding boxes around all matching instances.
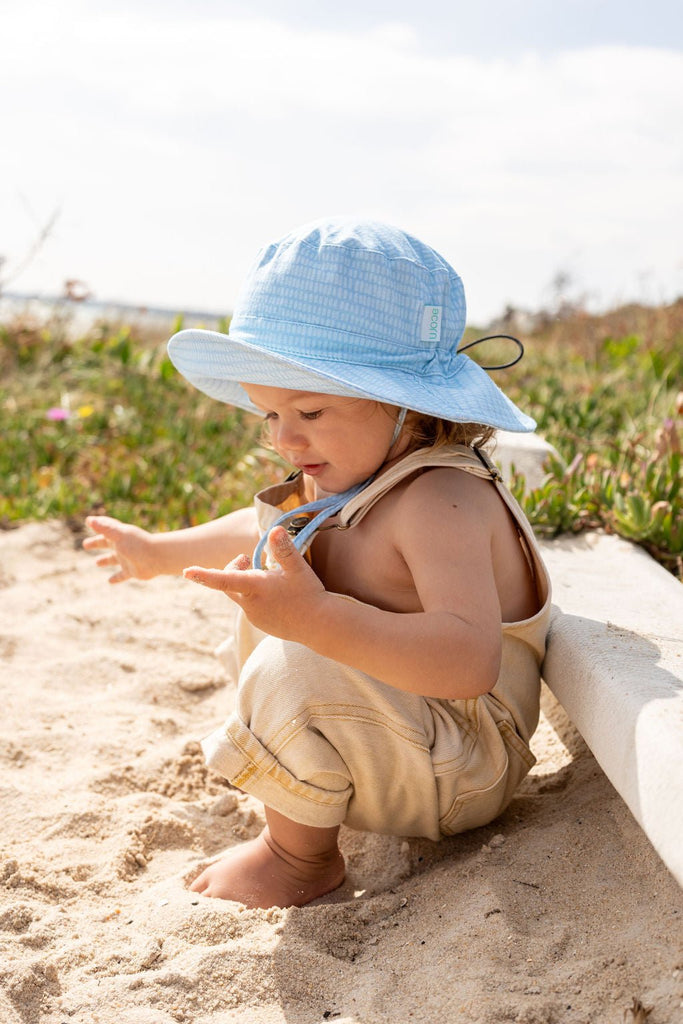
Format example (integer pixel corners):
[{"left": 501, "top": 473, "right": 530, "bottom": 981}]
[{"left": 1, "top": 289, "right": 229, "bottom": 324}]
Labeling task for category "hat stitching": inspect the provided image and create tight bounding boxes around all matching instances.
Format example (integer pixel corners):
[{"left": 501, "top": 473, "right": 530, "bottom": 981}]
[
  {"left": 235, "top": 314, "right": 460, "bottom": 352},
  {"left": 297, "top": 235, "right": 452, "bottom": 274}
]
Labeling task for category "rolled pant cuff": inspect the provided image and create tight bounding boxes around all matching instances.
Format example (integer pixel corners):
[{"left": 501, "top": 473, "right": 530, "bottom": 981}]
[{"left": 201, "top": 716, "right": 352, "bottom": 829}]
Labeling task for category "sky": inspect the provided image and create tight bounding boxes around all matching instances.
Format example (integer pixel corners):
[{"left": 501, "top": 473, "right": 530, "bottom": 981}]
[{"left": 2, "top": 0, "right": 682, "bottom": 325}]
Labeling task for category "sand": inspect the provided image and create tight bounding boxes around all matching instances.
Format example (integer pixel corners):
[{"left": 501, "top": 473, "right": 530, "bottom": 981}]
[{"left": 1, "top": 520, "right": 681, "bottom": 1024}]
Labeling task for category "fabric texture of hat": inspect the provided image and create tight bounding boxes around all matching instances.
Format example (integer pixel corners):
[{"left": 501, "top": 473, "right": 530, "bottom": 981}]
[{"left": 167, "top": 217, "right": 535, "bottom": 432}]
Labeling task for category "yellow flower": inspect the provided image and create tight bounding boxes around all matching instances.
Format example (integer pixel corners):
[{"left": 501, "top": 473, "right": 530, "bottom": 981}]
[
  {"left": 37, "top": 466, "right": 55, "bottom": 488},
  {"left": 77, "top": 405, "right": 94, "bottom": 418}
]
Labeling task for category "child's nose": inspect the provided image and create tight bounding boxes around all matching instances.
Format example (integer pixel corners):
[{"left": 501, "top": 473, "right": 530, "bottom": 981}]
[{"left": 274, "top": 421, "right": 307, "bottom": 451}]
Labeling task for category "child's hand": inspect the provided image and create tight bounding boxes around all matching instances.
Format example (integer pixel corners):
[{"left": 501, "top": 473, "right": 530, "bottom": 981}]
[
  {"left": 83, "top": 515, "right": 159, "bottom": 583},
  {"left": 183, "top": 526, "right": 327, "bottom": 642}
]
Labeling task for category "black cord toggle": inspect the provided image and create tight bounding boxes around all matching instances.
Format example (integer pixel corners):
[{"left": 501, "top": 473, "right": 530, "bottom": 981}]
[{"left": 457, "top": 334, "right": 525, "bottom": 370}]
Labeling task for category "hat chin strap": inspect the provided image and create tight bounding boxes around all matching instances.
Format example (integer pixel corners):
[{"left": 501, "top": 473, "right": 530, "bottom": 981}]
[
  {"left": 389, "top": 407, "right": 408, "bottom": 450},
  {"left": 252, "top": 478, "right": 370, "bottom": 568},
  {"left": 252, "top": 405, "right": 409, "bottom": 569}
]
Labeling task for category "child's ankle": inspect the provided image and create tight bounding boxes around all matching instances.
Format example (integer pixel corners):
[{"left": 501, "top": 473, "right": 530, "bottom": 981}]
[
  {"left": 263, "top": 824, "right": 344, "bottom": 880},
  {"left": 189, "top": 828, "right": 345, "bottom": 908}
]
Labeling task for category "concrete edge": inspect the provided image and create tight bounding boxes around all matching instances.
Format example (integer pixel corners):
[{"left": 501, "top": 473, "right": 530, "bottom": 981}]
[
  {"left": 540, "top": 536, "right": 683, "bottom": 888},
  {"left": 542, "top": 598, "right": 683, "bottom": 887},
  {"left": 493, "top": 430, "right": 561, "bottom": 490},
  {"left": 496, "top": 433, "right": 682, "bottom": 886}
]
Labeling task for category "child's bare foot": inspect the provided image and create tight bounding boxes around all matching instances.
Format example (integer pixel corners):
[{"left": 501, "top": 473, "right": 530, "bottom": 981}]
[{"left": 189, "top": 811, "right": 345, "bottom": 909}]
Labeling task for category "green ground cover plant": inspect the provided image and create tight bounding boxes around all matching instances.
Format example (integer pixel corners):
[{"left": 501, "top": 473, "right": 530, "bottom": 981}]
[
  {"left": 492, "top": 301, "right": 682, "bottom": 578},
  {"left": 1, "top": 300, "right": 681, "bottom": 577},
  {"left": 0, "top": 313, "right": 282, "bottom": 532}
]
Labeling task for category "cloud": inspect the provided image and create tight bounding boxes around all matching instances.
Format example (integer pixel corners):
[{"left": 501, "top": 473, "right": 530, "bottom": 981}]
[{"left": 1, "top": 4, "right": 682, "bottom": 319}]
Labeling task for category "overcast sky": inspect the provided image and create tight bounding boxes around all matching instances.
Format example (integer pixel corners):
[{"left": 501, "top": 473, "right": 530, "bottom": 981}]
[{"left": 2, "top": 0, "right": 682, "bottom": 324}]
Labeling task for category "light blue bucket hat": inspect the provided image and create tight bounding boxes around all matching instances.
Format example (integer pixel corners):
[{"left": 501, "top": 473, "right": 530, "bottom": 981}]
[{"left": 167, "top": 217, "right": 535, "bottom": 432}]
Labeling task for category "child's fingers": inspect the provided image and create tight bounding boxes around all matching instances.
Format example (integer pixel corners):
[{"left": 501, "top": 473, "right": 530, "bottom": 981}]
[
  {"left": 86, "top": 515, "right": 110, "bottom": 532},
  {"left": 183, "top": 567, "right": 228, "bottom": 592},
  {"left": 183, "top": 563, "right": 254, "bottom": 595},
  {"left": 85, "top": 515, "right": 122, "bottom": 540},
  {"left": 107, "top": 569, "right": 129, "bottom": 584},
  {"left": 268, "top": 526, "right": 309, "bottom": 573},
  {"left": 226, "top": 553, "right": 252, "bottom": 572},
  {"left": 82, "top": 534, "right": 112, "bottom": 551},
  {"left": 95, "top": 553, "right": 120, "bottom": 568}
]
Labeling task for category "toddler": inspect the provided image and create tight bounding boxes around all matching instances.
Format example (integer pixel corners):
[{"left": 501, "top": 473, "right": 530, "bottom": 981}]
[{"left": 85, "top": 217, "right": 551, "bottom": 909}]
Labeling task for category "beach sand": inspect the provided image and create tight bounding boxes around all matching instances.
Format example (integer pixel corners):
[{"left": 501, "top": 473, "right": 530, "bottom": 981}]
[{"left": 1, "top": 520, "right": 681, "bottom": 1024}]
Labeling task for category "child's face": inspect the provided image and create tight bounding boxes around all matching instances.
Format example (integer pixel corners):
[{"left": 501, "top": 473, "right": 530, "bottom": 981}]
[{"left": 241, "top": 384, "right": 403, "bottom": 493}]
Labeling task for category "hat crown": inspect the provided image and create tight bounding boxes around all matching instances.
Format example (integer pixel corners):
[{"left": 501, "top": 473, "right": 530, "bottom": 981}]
[{"left": 230, "top": 217, "right": 466, "bottom": 376}]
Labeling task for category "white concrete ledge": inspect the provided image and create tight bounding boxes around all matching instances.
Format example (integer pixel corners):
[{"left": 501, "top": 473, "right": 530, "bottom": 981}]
[
  {"left": 494, "top": 430, "right": 561, "bottom": 489},
  {"left": 539, "top": 533, "right": 683, "bottom": 887},
  {"left": 494, "top": 433, "right": 682, "bottom": 886}
]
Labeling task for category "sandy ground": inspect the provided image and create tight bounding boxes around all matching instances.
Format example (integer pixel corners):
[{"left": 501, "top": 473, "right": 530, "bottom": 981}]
[{"left": 1, "top": 520, "right": 681, "bottom": 1024}]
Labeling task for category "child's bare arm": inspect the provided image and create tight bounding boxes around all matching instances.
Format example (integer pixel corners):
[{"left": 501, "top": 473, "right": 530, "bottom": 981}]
[
  {"left": 84, "top": 508, "right": 259, "bottom": 584},
  {"left": 184, "top": 473, "right": 503, "bottom": 700}
]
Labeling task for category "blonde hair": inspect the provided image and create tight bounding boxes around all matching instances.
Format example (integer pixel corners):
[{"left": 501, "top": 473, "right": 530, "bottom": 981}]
[{"left": 402, "top": 412, "right": 495, "bottom": 452}]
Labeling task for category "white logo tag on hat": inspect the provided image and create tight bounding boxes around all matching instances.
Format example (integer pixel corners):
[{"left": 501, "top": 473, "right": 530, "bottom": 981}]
[{"left": 420, "top": 305, "right": 442, "bottom": 343}]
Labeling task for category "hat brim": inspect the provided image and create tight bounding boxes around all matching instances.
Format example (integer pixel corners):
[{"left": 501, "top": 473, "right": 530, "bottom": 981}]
[{"left": 168, "top": 328, "right": 536, "bottom": 433}]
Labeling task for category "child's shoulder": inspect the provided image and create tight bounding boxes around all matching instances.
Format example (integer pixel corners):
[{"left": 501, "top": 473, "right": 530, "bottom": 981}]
[
  {"left": 385, "top": 457, "right": 503, "bottom": 545},
  {"left": 395, "top": 456, "right": 498, "bottom": 509}
]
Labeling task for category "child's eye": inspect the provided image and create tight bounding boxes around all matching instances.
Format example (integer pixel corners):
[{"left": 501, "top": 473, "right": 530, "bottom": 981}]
[
  {"left": 264, "top": 412, "right": 278, "bottom": 421},
  {"left": 300, "top": 410, "right": 323, "bottom": 421}
]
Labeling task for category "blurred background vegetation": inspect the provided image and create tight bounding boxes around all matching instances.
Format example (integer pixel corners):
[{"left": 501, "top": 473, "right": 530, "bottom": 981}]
[{"left": 1, "top": 299, "right": 681, "bottom": 577}]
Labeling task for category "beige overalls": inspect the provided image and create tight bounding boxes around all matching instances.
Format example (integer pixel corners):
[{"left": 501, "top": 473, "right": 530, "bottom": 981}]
[{"left": 203, "top": 444, "right": 552, "bottom": 840}]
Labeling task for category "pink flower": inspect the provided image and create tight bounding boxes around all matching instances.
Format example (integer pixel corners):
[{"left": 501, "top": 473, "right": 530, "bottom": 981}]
[{"left": 46, "top": 407, "right": 71, "bottom": 421}]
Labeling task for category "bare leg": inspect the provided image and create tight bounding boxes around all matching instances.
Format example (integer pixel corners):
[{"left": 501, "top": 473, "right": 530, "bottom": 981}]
[{"left": 189, "top": 806, "right": 345, "bottom": 909}]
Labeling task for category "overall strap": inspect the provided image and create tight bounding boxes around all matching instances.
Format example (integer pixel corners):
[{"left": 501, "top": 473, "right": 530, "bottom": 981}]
[
  {"left": 251, "top": 445, "right": 492, "bottom": 567},
  {"left": 253, "top": 443, "right": 549, "bottom": 612},
  {"left": 338, "top": 443, "right": 548, "bottom": 606},
  {"left": 338, "top": 444, "right": 499, "bottom": 529},
  {"left": 252, "top": 474, "right": 374, "bottom": 569}
]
